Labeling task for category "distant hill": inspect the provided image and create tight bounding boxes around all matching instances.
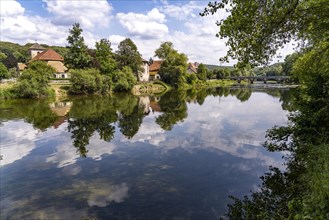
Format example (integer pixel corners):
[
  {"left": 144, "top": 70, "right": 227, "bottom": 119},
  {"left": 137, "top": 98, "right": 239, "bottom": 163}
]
[
  {"left": 0, "top": 41, "right": 68, "bottom": 63},
  {"left": 204, "top": 64, "right": 235, "bottom": 70}
]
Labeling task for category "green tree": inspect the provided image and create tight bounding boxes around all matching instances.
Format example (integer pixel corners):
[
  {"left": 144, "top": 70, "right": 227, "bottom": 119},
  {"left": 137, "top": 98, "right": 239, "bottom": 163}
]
[
  {"left": 65, "top": 23, "right": 92, "bottom": 69},
  {"left": 282, "top": 52, "right": 302, "bottom": 76},
  {"left": 154, "top": 42, "right": 188, "bottom": 87},
  {"left": 196, "top": 63, "right": 207, "bottom": 81},
  {"left": 95, "top": 38, "right": 117, "bottom": 75},
  {"left": 0, "top": 53, "right": 10, "bottom": 80},
  {"left": 0, "top": 62, "right": 10, "bottom": 80},
  {"left": 116, "top": 38, "right": 142, "bottom": 74},
  {"left": 201, "top": 0, "right": 328, "bottom": 67},
  {"left": 14, "top": 61, "right": 55, "bottom": 98}
]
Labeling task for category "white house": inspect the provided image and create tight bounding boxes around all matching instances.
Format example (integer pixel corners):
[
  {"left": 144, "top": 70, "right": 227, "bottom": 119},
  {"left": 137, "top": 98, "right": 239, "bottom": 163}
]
[{"left": 138, "top": 59, "right": 150, "bottom": 82}]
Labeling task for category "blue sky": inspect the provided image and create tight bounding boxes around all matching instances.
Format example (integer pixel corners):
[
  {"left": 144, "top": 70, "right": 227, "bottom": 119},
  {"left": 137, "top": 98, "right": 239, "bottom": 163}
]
[{"left": 0, "top": 0, "right": 294, "bottom": 65}]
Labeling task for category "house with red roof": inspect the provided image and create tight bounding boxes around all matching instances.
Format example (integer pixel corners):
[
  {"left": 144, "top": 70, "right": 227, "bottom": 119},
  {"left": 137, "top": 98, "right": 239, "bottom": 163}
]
[
  {"left": 30, "top": 48, "right": 69, "bottom": 78},
  {"left": 149, "top": 60, "right": 162, "bottom": 80}
]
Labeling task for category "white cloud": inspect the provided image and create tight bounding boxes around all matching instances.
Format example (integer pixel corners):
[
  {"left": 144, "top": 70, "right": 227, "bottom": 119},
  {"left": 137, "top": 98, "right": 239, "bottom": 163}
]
[
  {"left": 44, "top": 0, "right": 113, "bottom": 29},
  {"left": 0, "top": 1, "right": 68, "bottom": 45},
  {"left": 0, "top": 0, "right": 25, "bottom": 17},
  {"left": 160, "top": 1, "right": 204, "bottom": 21},
  {"left": 46, "top": 133, "right": 116, "bottom": 168},
  {"left": 87, "top": 183, "right": 129, "bottom": 207},
  {"left": 116, "top": 8, "right": 168, "bottom": 39},
  {"left": 0, "top": 121, "right": 38, "bottom": 166}
]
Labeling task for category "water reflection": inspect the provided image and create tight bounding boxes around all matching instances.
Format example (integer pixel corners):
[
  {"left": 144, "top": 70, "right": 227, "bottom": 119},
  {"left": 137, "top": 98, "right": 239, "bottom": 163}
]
[{"left": 0, "top": 87, "right": 293, "bottom": 219}]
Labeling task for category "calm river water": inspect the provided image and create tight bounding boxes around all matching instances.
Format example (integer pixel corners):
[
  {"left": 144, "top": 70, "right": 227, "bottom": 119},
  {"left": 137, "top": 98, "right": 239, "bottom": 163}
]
[{"left": 0, "top": 87, "right": 293, "bottom": 219}]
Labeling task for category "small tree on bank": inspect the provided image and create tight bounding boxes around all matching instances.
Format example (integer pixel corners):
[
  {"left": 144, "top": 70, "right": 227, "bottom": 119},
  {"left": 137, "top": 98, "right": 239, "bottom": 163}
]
[
  {"left": 155, "top": 42, "right": 188, "bottom": 87},
  {"left": 14, "top": 61, "right": 55, "bottom": 98}
]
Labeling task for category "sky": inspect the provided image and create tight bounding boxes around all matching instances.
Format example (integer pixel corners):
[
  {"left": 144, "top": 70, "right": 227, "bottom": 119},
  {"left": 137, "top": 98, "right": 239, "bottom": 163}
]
[{"left": 0, "top": 0, "right": 295, "bottom": 65}]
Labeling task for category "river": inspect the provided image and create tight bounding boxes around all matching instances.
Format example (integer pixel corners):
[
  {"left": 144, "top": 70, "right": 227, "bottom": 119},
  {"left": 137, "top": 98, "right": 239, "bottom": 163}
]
[{"left": 0, "top": 87, "right": 293, "bottom": 219}]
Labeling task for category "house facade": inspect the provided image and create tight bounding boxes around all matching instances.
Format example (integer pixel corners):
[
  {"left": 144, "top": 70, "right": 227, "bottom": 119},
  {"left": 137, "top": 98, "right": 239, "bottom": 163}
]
[
  {"left": 139, "top": 59, "right": 150, "bottom": 82},
  {"left": 28, "top": 43, "right": 46, "bottom": 59},
  {"left": 187, "top": 62, "right": 199, "bottom": 74}
]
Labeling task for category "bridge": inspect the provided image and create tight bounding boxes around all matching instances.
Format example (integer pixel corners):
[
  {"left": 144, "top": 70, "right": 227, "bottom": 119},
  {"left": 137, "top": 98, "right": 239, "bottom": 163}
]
[{"left": 230, "top": 75, "right": 291, "bottom": 83}]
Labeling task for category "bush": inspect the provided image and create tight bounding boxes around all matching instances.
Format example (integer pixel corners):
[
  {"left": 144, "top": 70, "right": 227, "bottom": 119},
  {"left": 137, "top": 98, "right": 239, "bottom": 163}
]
[
  {"left": 69, "top": 68, "right": 110, "bottom": 94},
  {"left": 112, "top": 66, "right": 137, "bottom": 92},
  {"left": 0, "top": 88, "right": 17, "bottom": 99},
  {"left": 186, "top": 73, "right": 198, "bottom": 84},
  {"left": 13, "top": 61, "right": 55, "bottom": 98}
]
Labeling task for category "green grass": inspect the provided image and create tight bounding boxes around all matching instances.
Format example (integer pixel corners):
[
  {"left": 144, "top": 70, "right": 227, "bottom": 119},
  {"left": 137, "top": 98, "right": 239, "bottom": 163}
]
[{"left": 0, "top": 82, "right": 15, "bottom": 90}]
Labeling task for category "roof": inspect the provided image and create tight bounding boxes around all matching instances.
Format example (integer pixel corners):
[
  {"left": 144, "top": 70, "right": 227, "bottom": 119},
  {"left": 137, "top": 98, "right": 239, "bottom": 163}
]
[
  {"left": 187, "top": 62, "right": 198, "bottom": 74},
  {"left": 17, "top": 62, "right": 27, "bottom": 71},
  {"left": 150, "top": 101, "right": 161, "bottom": 112},
  {"left": 149, "top": 60, "right": 162, "bottom": 71},
  {"left": 142, "top": 58, "right": 149, "bottom": 63},
  {"left": 29, "top": 43, "right": 45, "bottom": 50},
  {"left": 31, "top": 48, "right": 64, "bottom": 62},
  {"left": 47, "top": 61, "right": 68, "bottom": 73}
]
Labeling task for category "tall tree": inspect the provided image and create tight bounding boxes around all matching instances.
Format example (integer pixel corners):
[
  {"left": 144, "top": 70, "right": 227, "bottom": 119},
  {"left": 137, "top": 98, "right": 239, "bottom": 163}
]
[
  {"left": 116, "top": 38, "right": 142, "bottom": 74},
  {"left": 95, "top": 38, "right": 117, "bottom": 75},
  {"left": 65, "top": 23, "right": 92, "bottom": 69}
]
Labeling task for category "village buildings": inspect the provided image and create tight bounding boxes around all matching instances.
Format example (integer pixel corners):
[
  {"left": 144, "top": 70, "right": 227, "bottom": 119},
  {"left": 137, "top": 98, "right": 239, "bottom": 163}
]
[
  {"left": 17, "top": 43, "right": 69, "bottom": 78},
  {"left": 17, "top": 43, "right": 199, "bottom": 82}
]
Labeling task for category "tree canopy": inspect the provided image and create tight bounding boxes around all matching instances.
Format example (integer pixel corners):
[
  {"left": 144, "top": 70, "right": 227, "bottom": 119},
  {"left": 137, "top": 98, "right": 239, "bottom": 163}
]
[
  {"left": 201, "top": 0, "right": 329, "bottom": 67},
  {"left": 116, "top": 38, "right": 142, "bottom": 74},
  {"left": 95, "top": 38, "right": 118, "bottom": 76},
  {"left": 155, "top": 42, "right": 188, "bottom": 87},
  {"left": 65, "top": 23, "right": 92, "bottom": 69}
]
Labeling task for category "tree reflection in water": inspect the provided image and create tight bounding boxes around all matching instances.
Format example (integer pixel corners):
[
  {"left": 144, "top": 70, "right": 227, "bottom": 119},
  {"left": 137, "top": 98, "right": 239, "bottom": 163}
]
[{"left": 0, "top": 87, "right": 294, "bottom": 158}]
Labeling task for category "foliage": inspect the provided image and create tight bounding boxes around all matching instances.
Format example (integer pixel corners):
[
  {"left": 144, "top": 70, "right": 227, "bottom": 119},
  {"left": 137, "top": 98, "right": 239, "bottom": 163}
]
[
  {"left": 13, "top": 61, "right": 55, "bottom": 98},
  {"left": 155, "top": 42, "right": 188, "bottom": 87},
  {"left": 95, "top": 38, "right": 118, "bottom": 75},
  {"left": 0, "top": 41, "right": 29, "bottom": 62},
  {"left": 116, "top": 38, "right": 143, "bottom": 74},
  {"left": 196, "top": 63, "right": 207, "bottom": 81},
  {"left": 202, "top": 0, "right": 329, "bottom": 218},
  {"left": 201, "top": 0, "right": 329, "bottom": 67},
  {"left": 0, "top": 49, "right": 18, "bottom": 69},
  {"left": 281, "top": 52, "right": 302, "bottom": 76},
  {"left": 112, "top": 66, "right": 137, "bottom": 92},
  {"left": 69, "top": 68, "right": 110, "bottom": 94},
  {"left": 186, "top": 72, "right": 199, "bottom": 84},
  {"left": 65, "top": 23, "right": 92, "bottom": 69},
  {"left": 0, "top": 41, "right": 68, "bottom": 65},
  {"left": 253, "top": 63, "right": 283, "bottom": 76},
  {"left": 0, "top": 62, "right": 10, "bottom": 80}
]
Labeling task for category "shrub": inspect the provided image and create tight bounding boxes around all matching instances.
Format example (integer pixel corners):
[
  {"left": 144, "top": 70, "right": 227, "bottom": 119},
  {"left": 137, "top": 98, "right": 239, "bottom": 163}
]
[
  {"left": 13, "top": 61, "right": 55, "bottom": 98},
  {"left": 112, "top": 66, "right": 137, "bottom": 92},
  {"left": 69, "top": 68, "right": 111, "bottom": 94}
]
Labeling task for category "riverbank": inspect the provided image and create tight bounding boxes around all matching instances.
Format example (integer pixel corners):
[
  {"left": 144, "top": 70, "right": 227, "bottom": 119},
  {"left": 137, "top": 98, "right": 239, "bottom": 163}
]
[{"left": 0, "top": 79, "right": 297, "bottom": 100}]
